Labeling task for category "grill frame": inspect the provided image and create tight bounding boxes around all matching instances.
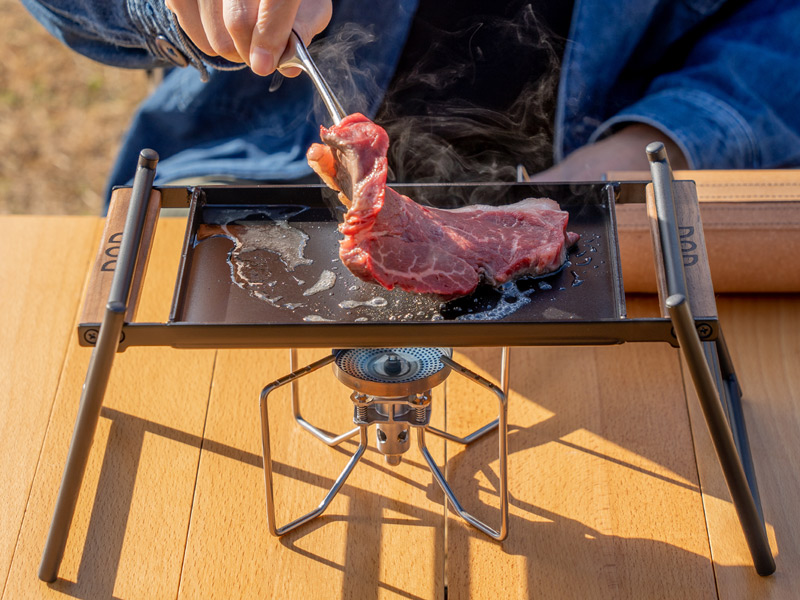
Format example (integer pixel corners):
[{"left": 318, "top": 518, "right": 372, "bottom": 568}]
[{"left": 78, "top": 182, "right": 717, "bottom": 350}]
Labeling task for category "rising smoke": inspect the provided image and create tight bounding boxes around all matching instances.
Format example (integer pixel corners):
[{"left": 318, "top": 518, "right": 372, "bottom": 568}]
[
  {"left": 310, "top": 3, "right": 566, "bottom": 193},
  {"left": 310, "top": 24, "right": 384, "bottom": 121}
]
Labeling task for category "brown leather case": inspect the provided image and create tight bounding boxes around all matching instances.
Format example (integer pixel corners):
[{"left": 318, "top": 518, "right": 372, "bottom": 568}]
[{"left": 607, "top": 170, "right": 800, "bottom": 293}]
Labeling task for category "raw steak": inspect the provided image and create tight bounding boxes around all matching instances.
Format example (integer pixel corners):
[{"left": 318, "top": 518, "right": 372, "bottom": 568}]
[{"left": 307, "top": 113, "right": 579, "bottom": 298}]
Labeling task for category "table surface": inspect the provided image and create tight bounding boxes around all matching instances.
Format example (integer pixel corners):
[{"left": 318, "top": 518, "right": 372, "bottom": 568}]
[{"left": 1, "top": 215, "right": 798, "bottom": 599}]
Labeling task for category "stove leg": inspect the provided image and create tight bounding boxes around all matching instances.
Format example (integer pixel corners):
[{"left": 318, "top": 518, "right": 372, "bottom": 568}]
[
  {"left": 424, "top": 348, "right": 510, "bottom": 445},
  {"left": 667, "top": 295, "right": 775, "bottom": 575},
  {"left": 421, "top": 356, "right": 508, "bottom": 541},
  {"left": 288, "top": 349, "right": 359, "bottom": 446},
  {"left": 260, "top": 356, "right": 367, "bottom": 536},
  {"left": 424, "top": 420, "right": 499, "bottom": 444}
]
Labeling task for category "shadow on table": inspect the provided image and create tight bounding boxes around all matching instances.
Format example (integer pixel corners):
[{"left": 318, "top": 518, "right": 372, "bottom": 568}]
[
  {"left": 47, "top": 342, "right": 775, "bottom": 600},
  {"left": 48, "top": 407, "right": 444, "bottom": 600}
]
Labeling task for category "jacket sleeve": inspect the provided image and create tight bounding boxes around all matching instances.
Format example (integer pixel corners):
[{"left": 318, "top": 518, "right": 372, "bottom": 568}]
[
  {"left": 590, "top": 0, "right": 800, "bottom": 169},
  {"left": 20, "top": 0, "right": 238, "bottom": 80}
]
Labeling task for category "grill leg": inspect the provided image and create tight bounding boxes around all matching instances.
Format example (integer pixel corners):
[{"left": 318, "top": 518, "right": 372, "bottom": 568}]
[
  {"left": 713, "top": 333, "right": 764, "bottom": 516},
  {"left": 667, "top": 295, "right": 775, "bottom": 575},
  {"left": 38, "top": 306, "right": 125, "bottom": 582},
  {"left": 422, "top": 356, "right": 508, "bottom": 541},
  {"left": 38, "top": 150, "right": 157, "bottom": 582},
  {"left": 259, "top": 355, "right": 366, "bottom": 536}
]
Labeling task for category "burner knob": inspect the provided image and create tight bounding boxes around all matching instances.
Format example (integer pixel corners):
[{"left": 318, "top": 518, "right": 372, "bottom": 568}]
[{"left": 383, "top": 353, "right": 403, "bottom": 376}]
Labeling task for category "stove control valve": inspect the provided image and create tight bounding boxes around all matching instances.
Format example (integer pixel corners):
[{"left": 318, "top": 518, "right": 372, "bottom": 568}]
[{"left": 375, "top": 422, "right": 410, "bottom": 465}]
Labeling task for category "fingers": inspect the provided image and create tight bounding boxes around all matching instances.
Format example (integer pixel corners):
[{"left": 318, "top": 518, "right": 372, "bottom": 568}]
[
  {"left": 169, "top": 0, "right": 250, "bottom": 62},
  {"left": 276, "top": 0, "right": 332, "bottom": 77},
  {"left": 250, "top": 0, "right": 302, "bottom": 75},
  {"left": 293, "top": 0, "right": 332, "bottom": 45},
  {"left": 168, "top": 0, "right": 332, "bottom": 76},
  {"left": 200, "top": 0, "right": 247, "bottom": 62},
  {"left": 251, "top": 0, "right": 332, "bottom": 76},
  {"left": 222, "top": 0, "right": 259, "bottom": 64},
  {"left": 277, "top": 64, "right": 303, "bottom": 79}
]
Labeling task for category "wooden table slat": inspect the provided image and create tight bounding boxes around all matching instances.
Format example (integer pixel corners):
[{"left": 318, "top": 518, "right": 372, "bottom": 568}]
[
  {"left": 2, "top": 219, "right": 216, "bottom": 599},
  {"left": 445, "top": 340, "right": 717, "bottom": 599},
  {"left": 177, "top": 348, "right": 446, "bottom": 599},
  {"left": 0, "top": 216, "right": 102, "bottom": 593}
]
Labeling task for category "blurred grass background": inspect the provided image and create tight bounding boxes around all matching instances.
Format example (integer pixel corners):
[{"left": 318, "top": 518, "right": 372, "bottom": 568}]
[{"left": 1, "top": 0, "right": 149, "bottom": 214}]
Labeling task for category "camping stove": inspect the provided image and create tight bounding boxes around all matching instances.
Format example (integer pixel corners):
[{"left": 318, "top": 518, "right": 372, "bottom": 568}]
[{"left": 259, "top": 347, "right": 509, "bottom": 539}]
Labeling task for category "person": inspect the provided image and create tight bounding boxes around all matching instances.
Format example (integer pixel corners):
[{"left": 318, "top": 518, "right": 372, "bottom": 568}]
[{"left": 20, "top": 0, "right": 800, "bottom": 201}]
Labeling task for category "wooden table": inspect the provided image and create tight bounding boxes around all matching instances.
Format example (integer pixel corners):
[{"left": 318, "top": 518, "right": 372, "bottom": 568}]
[{"left": 1, "top": 215, "right": 798, "bottom": 599}]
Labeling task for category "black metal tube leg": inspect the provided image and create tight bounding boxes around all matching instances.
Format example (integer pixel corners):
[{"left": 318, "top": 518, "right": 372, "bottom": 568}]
[
  {"left": 38, "top": 150, "right": 158, "bottom": 582},
  {"left": 704, "top": 339, "right": 764, "bottom": 522},
  {"left": 724, "top": 371, "right": 765, "bottom": 521},
  {"left": 712, "top": 333, "right": 764, "bottom": 517},
  {"left": 667, "top": 294, "right": 775, "bottom": 575},
  {"left": 38, "top": 307, "right": 124, "bottom": 582}
]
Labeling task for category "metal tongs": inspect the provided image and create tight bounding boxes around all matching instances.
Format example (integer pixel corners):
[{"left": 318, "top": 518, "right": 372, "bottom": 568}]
[{"left": 278, "top": 30, "right": 347, "bottom": 125}]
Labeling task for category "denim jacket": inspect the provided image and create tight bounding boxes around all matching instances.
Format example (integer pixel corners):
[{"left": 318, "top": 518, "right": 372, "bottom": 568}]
[{"left": 21, "top": 0, "right": 800, "bottom": 195}]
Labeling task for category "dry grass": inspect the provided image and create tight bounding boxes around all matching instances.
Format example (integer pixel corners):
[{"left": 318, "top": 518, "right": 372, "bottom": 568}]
[{"left": 0, "top": 0, "right": 149, "bottom": 214}]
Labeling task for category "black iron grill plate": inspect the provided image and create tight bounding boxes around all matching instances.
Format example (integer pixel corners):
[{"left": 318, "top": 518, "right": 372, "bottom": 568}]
[{"left": 169, "top": 182, "right": 626, "bottom": 328}]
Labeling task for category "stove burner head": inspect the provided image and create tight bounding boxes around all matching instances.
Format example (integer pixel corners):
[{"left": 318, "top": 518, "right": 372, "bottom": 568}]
[{"left": 333, "top": 347, "right": 452, "bottom": 397}]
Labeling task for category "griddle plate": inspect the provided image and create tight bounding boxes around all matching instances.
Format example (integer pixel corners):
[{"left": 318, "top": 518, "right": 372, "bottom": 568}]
[{"left": 170, "top": 183, "right": 625, "bottom": 326}]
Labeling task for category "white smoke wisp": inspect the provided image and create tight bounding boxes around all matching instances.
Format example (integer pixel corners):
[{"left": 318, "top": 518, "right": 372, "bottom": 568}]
[
  {"left": 309, "top": 24, "right": 383, "bottom": 123},
  {"left": 308, "top": 4, "right": 567, "bottom": 205},
  {"left": 378, "top": 4, "right": 564, "bottom": 187}
]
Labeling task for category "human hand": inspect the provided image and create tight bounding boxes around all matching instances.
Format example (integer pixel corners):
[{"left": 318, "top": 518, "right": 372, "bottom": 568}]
[
  {"left": 529, "top": 124, "right": 689, "bottom": 182},
  {"left": 165, "top": 0, "right": 332, "bottom": 76}
]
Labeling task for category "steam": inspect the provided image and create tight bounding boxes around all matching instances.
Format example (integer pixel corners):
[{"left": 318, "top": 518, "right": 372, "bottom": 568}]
[
  {"left": 309, "top": 25, "right": 383, "bottom": 122},
  {"left": 308, "top": 4, "right": 565, "bottom": 198}
]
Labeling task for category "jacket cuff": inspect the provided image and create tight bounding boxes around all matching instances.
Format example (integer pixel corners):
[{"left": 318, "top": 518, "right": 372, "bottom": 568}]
[
  {"left": 588, "top": 88, "right": 760, "bottom": 170},
  {"left": 126, "top": 0, "right": 243, "bottom": 81}
]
